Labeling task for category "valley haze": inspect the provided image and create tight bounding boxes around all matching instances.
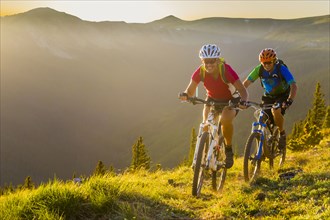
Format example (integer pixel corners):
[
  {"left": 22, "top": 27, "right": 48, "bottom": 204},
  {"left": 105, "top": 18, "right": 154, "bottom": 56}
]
[{"left": 0, "top": 8, "right": 329, "bottom": 185}]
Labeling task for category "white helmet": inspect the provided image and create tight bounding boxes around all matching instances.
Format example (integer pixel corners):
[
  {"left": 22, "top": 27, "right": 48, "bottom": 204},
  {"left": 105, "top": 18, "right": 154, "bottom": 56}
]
[{"left": 199, "top": 44, "right": 221, "bottom": 58}]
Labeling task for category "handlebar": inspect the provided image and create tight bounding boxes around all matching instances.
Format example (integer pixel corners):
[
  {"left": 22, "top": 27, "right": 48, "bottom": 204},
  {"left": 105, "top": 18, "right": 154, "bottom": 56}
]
[
  {"left": 245, "top": 101, "right": 281, "bottom": 110},
  {"left": 186, "top": 97, "right": 230, "bottom": 107},
  {"left": 179, "top": 93, "right": 241, "bottom": 109},
  {"left": 179, "top": 93, "right": 280, "bottom": 110}
]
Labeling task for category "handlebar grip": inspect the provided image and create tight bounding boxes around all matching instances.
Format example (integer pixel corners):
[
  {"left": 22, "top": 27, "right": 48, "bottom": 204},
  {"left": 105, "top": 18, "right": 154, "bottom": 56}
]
[
  {"left": 178, "top": 92, "right": 188, "bottom": 98},
  {"left": 272, "top": 102, "right": 281, "bottom": 109}
]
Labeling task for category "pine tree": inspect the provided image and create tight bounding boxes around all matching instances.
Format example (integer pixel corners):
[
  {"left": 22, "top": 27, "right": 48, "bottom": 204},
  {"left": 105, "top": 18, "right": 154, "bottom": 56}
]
[
  {"left": 8, "top": 183, "right": 14, "bottom": 193},
  {"left": 23, "top": 176, "right": 34, "bottom": 190},
  {"left": 300, "top": 122, "right": 323, "bottom": 148},
  {"left": 289, "top": 82, "right": 328, "bottom": 151},
  {"left": 108, "top": 165, "right": 115, "bottom": 175},
  {"left": 304, "top": 109, "right": 312, "bottom": 125},
  {"left": 288, "top": 120, "right": 304, "bottom": 140},
  {"left": 93, "top": 160, "right": 107, "bottom": 176},
  {"left": 323, "top": 106, "right": 330, "bottom": 128},
  {"left": 1, "top": 183, "right": 15, "bottom": 195},
  {"left": 130, "top": 136, "right": 151, "bottom": 171},
  {"left": 131, "top": 138, "right": 139, "bottom": 170},
  {"left": 188, "top": 127, "right": 197, "bottom": 165},
  {"left": 181, "top": 127, "right": 197, "bottom": 166},
  {"left": 137, "top": 138, "right": 151, "bottom": 170},
  {"left": 156, "top": 163, "right": 162, "bottom": 170},
  {"left": 307, "top": 82, "right": 327, "bottom": 128}
]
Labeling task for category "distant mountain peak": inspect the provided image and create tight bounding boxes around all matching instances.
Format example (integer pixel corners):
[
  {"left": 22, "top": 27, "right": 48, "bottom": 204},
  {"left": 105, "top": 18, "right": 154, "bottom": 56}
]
[
  {"left": 149, "top": 15, "right": 185, "bottom": 25},
  {"left": 11, "top": 7, "right": 82, "bottom": 22},
  {"left": 161, "top": 15, "right": 183, "bottom": 21},
  {"left": 24, "top": 7, "right": 75, "bottom": 17},
  {"left": 26, "top": 7, "right": 60, "bottom": 13}
]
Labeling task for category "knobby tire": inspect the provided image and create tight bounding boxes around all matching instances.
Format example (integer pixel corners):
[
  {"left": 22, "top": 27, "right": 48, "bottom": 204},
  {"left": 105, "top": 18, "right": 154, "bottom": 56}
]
[
  {"left": 192, "top": 132, "right": 209, "bottom": 196},
  {"left": 244, "top": 132, "right": 262, "bottom": 183}
]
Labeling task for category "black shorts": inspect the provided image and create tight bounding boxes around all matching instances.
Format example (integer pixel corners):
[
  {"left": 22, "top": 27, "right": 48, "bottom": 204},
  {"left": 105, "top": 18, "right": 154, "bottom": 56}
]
[{"left": 261, "top": 93, "right": 289, "bottom": 124}]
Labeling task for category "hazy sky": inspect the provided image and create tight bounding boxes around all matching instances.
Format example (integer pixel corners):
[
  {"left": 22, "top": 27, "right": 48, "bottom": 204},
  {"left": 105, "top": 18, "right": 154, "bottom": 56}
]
[{"left": 1, "top": 0, "right": 329, "bottom": 23}]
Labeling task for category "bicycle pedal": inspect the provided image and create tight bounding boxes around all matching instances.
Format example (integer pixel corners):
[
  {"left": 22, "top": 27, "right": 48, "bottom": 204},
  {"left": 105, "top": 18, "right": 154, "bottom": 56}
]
[{"left": 214, "top": 144, "right": 221, "bottom": 151}]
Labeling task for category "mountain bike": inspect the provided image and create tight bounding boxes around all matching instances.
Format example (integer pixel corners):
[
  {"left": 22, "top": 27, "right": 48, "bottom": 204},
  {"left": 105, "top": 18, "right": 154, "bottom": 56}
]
[
  {"left": 183, "top": 96, "right": 234, "bottom": 196},
  {"left": 243, "top": 101, "right": 286, "bottom": 183}
]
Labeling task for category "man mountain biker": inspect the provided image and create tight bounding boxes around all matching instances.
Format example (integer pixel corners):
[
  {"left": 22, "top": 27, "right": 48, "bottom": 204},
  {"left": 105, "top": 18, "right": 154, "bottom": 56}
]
[
  {"left": 243, "top": 48, "right": 297, "bottom": 151},
  {"left": 179, "top": 44, "right": 248, "bottom": 168}
]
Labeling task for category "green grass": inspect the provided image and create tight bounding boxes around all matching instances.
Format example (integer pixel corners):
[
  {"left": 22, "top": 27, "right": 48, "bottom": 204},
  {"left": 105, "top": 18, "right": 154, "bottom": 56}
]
[{"left": 1, "top": 136, "right": 329, "bottom": 219}]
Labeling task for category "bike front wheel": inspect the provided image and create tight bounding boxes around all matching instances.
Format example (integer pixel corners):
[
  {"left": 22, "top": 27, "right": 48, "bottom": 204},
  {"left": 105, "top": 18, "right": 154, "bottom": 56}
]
[
  {"left": 211, "top": 136, "right": 227, "bottom": 193},
  {"left": 244, "top": 132, "right": 262, "bottom": 183},
  {"left": 192, "top": 132, "right": 209, "bottom": 196}
]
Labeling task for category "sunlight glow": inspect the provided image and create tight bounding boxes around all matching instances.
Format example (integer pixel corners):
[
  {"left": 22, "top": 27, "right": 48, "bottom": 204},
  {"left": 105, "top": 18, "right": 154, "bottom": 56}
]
[{"left": 0, "top": 1, "right": 329, "bottom": 22}]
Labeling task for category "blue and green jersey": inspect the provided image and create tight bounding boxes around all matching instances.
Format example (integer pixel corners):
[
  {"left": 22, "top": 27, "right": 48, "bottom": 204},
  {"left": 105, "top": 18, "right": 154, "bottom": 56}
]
[{"left": 247, "top": 63, "right": 295, "bottom": 96}]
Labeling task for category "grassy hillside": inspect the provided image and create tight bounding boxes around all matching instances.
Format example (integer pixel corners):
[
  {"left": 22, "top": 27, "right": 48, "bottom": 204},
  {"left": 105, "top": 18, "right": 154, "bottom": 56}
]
[{"left": 1, "top": 133, "right": 329, "bottom": 219}]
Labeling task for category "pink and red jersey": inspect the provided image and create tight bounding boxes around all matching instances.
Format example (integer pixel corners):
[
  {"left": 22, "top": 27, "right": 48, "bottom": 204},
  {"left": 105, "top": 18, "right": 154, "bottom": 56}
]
[{"left": 192, "top": 64, "right": 239, "bottom": 101}]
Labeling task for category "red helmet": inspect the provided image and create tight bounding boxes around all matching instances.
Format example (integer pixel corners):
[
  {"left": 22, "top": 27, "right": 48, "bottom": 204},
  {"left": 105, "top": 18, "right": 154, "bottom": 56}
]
[{"left": 259, "top": 48, "right": 277, "bottom": 62}]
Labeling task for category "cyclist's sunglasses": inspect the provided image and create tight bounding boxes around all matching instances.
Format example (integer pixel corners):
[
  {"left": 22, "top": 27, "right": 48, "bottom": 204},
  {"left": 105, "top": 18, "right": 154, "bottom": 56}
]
[
  {"left": 262, "top": 61, "right": 273, "bottom": 65},
  {"left": 202, "top": 58, "right": 217, "bottom": 64}
]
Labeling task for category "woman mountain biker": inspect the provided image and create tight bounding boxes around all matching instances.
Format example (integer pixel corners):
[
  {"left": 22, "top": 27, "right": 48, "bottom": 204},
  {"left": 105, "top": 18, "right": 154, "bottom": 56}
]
[
  {"left": 243, "top": 48, "right": 298, "bottom": 151},
  {"left": 179, "top": 44, "right": 248, "bottom": 168}
]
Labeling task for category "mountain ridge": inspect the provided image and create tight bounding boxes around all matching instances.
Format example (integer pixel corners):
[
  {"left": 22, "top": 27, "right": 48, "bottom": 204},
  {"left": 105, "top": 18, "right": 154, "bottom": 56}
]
[{"left": 2, "top": 7, "right": 329, "bottom": 24}]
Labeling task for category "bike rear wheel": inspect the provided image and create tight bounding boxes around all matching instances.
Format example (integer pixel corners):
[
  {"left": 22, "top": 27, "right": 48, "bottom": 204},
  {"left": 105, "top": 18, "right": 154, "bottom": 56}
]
[
  {"left": 212, "top": 136, "right": 227, "bottom": 193},
  {"left": 269, "top": 126, "right": 286, "bottom": 169},
  {"left": 192, "top": 132, "right": 209, "bottom": 196},
  {"left": 244, "top": 132, "right": 262, "bottom": 183}
]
